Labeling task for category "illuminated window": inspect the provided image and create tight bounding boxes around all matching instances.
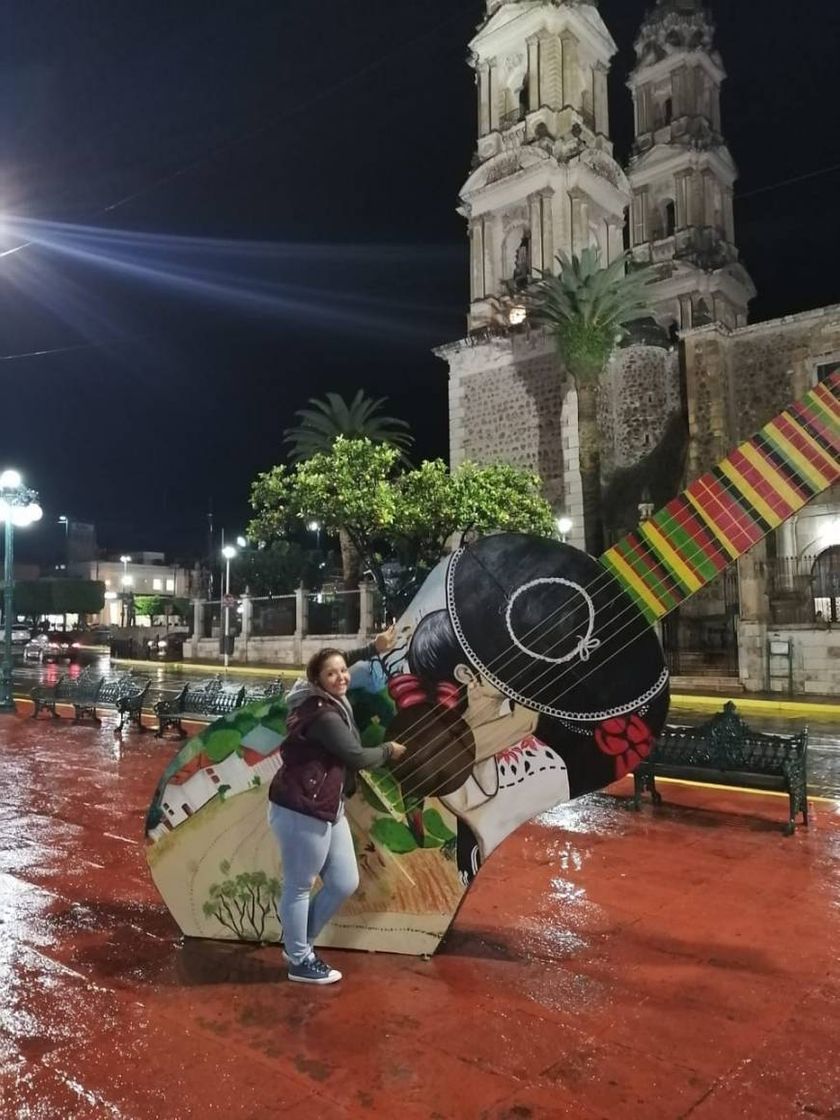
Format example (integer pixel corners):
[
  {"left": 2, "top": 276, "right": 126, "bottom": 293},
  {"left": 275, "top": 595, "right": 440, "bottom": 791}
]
[
  {"left": 152, "top": 579, "right": 162, "bottom": 590},
  {"left": 166, "top": 578, "right": 175, "bottom": 592}
]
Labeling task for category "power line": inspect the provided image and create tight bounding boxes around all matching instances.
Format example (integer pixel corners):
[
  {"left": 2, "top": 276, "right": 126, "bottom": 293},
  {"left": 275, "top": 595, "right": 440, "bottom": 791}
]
[{"left": 737, "top": 161, "right": 840, "bottom": 200}]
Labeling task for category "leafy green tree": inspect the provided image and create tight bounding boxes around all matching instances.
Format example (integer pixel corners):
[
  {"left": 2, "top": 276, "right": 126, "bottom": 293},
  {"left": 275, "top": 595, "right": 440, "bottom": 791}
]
[
  {"left": 528, "top": 248, "right": 654, "bottom": 555},
  {"left": 236, "top": 541, "right": 319, "bottom": 596},
  {"left": 283, "top": 389, "right": 413, "bottom": 462},
  {"left": 249, "top": 438, "right": 555, "bottom": 613}
]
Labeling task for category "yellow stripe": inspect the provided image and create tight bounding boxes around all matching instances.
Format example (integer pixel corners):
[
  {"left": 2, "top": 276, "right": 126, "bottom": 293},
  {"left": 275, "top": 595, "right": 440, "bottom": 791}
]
[
  {"left": 764, "top": 420, "right": 827, "bottom": 489},
  {"left": 719, "top": 459, "right": 781, "bottom": 528},
  {"left": 602, "top": 550, "right": 665, "bottom": 619},
  {"left": 739, "top": 442, "right": 804, "bottom": 511},
  {"left": 685, "top": 487, "right": 740, "bottom": 559},
  {"left": 813, "top": 381, "right": 840, "bottom": 422},
  {"left": 639, "top": 520, "right": 703, "bottom": 593}
]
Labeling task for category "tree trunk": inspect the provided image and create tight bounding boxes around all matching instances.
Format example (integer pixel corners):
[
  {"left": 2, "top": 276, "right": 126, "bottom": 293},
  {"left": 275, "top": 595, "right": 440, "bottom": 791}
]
[
  {"left": 339, "top": 528, "right": 361, "bottom": 589},
  {"left": 575, "top": 381, "right": 604, "bottom": 556}
]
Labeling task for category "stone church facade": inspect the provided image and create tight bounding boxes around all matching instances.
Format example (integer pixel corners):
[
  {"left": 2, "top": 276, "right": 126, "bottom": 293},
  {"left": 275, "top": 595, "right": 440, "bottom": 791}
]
[{"left": 436, "top": 0, "right": 840, "bottom": 695}]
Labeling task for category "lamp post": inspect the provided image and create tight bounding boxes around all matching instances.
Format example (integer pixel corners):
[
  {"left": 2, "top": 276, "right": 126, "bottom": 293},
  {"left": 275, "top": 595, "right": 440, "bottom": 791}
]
[
  {"left": 307, "top": 520, "right": 321, "bottom": 551},
  {"left": 119, "top": 555, "right": 132, "bottom": 627},
  {"left": 557, "top": 516, "right": 573, "bottom": 544},
  {"left": 221, "top": 544, "right": 237, "bottom": 670},
  {"left": 0, "top": 470, "right": 43, "bottom": 713}
]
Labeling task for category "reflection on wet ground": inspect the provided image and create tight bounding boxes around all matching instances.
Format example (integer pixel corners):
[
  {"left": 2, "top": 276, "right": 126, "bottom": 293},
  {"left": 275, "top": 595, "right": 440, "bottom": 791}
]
[{"left": 0, "top": 707, "right": 838, "bottom": 1118}]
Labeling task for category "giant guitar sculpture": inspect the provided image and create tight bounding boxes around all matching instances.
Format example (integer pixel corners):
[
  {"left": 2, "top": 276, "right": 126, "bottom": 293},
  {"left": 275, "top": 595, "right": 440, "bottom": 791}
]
[{"left": 146, "top": 373, "right": 840, "bottom": 955}]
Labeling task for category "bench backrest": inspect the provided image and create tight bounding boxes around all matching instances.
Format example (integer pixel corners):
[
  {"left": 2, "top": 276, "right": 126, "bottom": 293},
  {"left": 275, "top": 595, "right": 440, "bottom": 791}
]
[{"left": 656, "top": 702, "right": 807, "bottom": 775}]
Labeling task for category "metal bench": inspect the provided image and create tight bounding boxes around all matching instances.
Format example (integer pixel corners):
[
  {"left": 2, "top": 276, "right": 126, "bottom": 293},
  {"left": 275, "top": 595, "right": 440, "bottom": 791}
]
[
  {"left": 151, "top": 679, "right": 245, "bottom": 737},
  {"left": 31, "top": 675, "right": 71, "bottom": 719},
  {"left": 113, "top": 677, "right": 152, "bottom": 734},
  {"left": 633, "top": 701, "right": 808, "bottom": 835},
  {"left": 241, "top": 678, "right": 285, "bottom": 705},
  {"left": 154, "top": 685, "right": 190, "bottom": 739},
  {"left": 67, "top": 670, "right": 107, "bottom": 723}
]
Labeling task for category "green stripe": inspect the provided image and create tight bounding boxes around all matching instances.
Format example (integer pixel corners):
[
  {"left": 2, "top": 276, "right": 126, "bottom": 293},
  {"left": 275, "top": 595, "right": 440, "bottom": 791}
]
[{"left": 650, "top": 506, "right": 722, "bottom": 584}]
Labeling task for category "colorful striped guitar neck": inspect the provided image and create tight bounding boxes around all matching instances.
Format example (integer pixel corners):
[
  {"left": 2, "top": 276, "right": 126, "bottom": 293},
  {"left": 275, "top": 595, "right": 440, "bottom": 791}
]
[{"left": 601, "top": 371, "right": 840, "bottom": 624}]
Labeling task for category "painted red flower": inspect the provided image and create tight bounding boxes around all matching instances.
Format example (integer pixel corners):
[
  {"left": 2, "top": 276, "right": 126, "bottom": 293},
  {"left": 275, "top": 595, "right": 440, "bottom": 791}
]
[{"left": 594, "top": 714, "right": 654, "bottom": 780}]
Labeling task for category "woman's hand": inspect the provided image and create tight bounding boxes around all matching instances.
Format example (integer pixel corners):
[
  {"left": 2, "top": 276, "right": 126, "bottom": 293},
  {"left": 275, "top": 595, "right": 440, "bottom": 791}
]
[
  {"left": 388, "top": 741, "right": 408, "bottom": 761},
  {"left": 374, "top": 623, "right": 397, "bottom": 654}
]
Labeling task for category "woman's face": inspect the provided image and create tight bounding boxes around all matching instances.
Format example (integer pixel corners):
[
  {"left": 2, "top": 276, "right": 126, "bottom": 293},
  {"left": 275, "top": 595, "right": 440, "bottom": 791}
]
[
  {"left": 318, "top": 655, "right": 350, "bottom": 699},
  {"left": 455, "top": 665, "right": 538, "bottom": 763}
]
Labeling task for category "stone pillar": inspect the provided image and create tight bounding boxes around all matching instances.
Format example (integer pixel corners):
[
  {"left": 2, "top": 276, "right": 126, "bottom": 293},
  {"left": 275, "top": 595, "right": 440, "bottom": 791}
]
[
  {"left": 632, "top": 189, "right": 649, "bottom": 247},
  {"left": 470, "top": 219, "right": 485, "bottom": 300},
  {"left": 560, "top": 34, "right": 577, "bottom": 110},
  {"left": 540, "top": 191, "right": 554, "bottom": 270},
  {"left": 638, "top": 84, "right": 652, "bottom": 133},
  {"left": 593, "top": 66, "right": 608, "bottom": 134},
  {"left": 672, "top": 66, "right": 687, "bottom": 117},
  {"left": 483, "top": 216, "right": 498, "bottom": 297},
  {"left": 294, "top": 586, "right": 309, "bottom": 667},
  {"left": 738, "top": 543, "right": 770, "bottom": 623},
  {"left": 678, "top": 294, "right": 693, "bottom": 331},
  {"left": 240, "top": 593, "right": 252, "bottom": 640},
  {"left": 778, "top": 518, "right": 798, "bottom": 591},
  {"left": 358, "top": 582, "right": 373, "bottom": 641},
  {"left": 527, "top": 36, "right": 540, "bottom": 112},
  {"left": 477, "top": 64, "right": 490, "bottom": 137},
  {"left": 702, "top": 170, "right": 715, "bottom": 227},
  {"left": 540, "top": 35, "right": 562, "bottom": 109},
  {"left": 528, "top": 194, "right": 544, "bottom": 273},
  {"left": 675, "top": 171, "right": 691, "bottom": 229},
  {"left": 488, "top": 62, "right": 499, "bottom": 132}
]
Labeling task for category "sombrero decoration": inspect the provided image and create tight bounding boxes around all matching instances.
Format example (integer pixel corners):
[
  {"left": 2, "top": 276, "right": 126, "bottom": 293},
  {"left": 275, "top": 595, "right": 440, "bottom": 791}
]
[{"left": 446, "top": 533, "right": 669, "bottom": 726}]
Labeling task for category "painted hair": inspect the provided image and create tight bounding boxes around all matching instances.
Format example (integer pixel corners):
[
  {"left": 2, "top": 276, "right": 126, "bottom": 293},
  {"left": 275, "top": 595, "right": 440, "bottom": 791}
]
[
  {"left": 305, "top": 647, "right": 346, "bottom": 685},
  {"left": 387, "top": 611, "right": 476, "bottom": 799}
]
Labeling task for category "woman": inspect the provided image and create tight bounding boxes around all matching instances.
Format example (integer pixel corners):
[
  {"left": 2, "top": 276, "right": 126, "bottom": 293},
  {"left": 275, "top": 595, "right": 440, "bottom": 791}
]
[{"left": 268, "top": 637, "right": 406, "bottom": 985}]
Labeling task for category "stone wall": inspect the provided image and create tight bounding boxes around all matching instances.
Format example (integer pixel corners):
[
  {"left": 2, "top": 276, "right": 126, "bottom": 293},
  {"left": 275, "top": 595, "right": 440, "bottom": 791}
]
[
  {"left": 443, "top": 329, "right": 569, "bottom": 507},
  {"left": 192, "top": 633, "right": 369, "bottom": 668},
  {"left": 738, "top": 620, "right": 840, "bottom": 697},
  {"left": 600, "top": 343, "right": 682, "bottom": 477},
  {"left": 683, "top": 304, "right": 840, "bottom": 476}
]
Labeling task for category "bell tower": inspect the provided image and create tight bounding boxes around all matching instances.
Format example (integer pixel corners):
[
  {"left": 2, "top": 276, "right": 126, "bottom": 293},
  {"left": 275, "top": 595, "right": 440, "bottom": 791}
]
[
  {"left": 464, "top": 0, "right": 631, "bottom": 331},
  {"left": 626, "top": 0, "right": 755, "bottom": 331}
]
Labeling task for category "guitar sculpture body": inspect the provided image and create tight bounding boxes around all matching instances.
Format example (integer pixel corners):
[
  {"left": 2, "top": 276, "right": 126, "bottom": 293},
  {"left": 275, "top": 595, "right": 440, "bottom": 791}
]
[{"left": 145, "top": 374, "right": 839, "bottom": 954}]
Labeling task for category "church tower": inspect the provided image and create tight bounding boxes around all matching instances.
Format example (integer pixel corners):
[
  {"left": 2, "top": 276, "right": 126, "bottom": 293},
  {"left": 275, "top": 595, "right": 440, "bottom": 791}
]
[
  {"left": 465, "top": 0, "right": 630, "bottom": 330},
  {"left": 626, "top": 0, "right": 755, "bottom": 331},
  {"left": 438, "top": 1, "right": 631, "bottom": 530}
]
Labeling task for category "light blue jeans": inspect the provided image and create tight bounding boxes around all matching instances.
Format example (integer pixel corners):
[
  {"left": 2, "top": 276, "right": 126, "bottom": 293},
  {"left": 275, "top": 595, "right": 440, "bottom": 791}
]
[{"left": 268, "top": 802, "right": 359, "bottom": 964}]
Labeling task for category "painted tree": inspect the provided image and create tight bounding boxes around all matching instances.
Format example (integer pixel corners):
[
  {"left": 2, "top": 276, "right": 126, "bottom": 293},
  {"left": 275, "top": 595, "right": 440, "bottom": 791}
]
[
  {"left": 284, "top": 391, "right": 412, "bottom": 585},
  {"left": 528, "top": 248, "right": 654, "bottom": 555}
]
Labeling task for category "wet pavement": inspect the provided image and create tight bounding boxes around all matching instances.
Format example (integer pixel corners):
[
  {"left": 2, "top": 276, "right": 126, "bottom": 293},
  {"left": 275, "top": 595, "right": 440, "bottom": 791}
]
[{"left": 1, "top": 706, "right": 839, "bottom": 1119}]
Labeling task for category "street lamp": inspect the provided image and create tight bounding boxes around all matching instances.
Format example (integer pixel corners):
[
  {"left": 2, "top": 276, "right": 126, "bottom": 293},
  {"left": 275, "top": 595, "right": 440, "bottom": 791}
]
[
  {"left": 557, "top": 516, "right": 573, "bottom": 543},
  {"left": 221, "top": 544, "right": 237, "bottom": 670},
  {"left": 307, "top": 520, "right": 322, "bottom": 551},
  {"left": 58, "top": 514, "right": 69, "bottom": 536},
  {"left": 0, "top": 470, "right": 43, "bottom": 712}
]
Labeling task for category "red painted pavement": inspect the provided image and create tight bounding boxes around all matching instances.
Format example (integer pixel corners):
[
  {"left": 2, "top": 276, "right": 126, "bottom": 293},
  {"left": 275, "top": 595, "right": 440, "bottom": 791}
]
[{"left": 1, "top": 702, "right": 838, "bottom": 1119}]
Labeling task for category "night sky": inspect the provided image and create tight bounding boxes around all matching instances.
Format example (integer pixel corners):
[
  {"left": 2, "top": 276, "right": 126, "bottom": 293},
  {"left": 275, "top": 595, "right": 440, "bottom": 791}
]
[{"left": 1, "top": 0, "right": 838, "bottom": 562}]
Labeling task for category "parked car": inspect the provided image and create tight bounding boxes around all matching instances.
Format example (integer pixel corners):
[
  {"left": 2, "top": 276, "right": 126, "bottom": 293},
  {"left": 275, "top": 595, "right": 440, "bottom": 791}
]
[
  {"left": 23, "top": 632, "right": 81, "bottom": 663},
  {"left": 11, "top": 624, "right": 32, "bottom": 648}
]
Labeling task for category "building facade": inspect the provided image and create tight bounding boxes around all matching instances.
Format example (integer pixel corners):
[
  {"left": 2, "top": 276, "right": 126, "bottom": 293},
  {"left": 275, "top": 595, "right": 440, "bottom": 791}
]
[{"left": 439, "top": 0, "right": 840, "bottom": 694}]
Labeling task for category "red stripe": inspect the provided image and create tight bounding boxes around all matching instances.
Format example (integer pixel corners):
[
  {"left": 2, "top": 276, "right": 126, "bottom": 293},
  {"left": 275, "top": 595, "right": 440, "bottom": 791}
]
[
  {"left": 688, "top": 474, "right": 762, "bottom": 554},
  {"left": 728, "top": 448, "right": 797, "bottom": 521},
  {"left": 812, "top": 379, "right": 840, "bottom": 417}
]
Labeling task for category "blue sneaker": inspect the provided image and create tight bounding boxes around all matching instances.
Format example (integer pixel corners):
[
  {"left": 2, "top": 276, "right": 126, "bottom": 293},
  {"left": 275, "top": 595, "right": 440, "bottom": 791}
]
[{"left": 287, "top": 952, "right": 342, "bottom": 985}]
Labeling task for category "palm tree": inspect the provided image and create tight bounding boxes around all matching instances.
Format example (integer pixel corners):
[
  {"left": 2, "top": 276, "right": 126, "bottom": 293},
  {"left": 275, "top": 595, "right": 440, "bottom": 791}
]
[
  {"left": 284, "top": 391, "right": 413, "bottom": 587},
  {"left": 284, "top": 390, "right": 413, "bottom": 462},
  {"left": 528, "top": 248, "right": 654, "bottom": 556}
]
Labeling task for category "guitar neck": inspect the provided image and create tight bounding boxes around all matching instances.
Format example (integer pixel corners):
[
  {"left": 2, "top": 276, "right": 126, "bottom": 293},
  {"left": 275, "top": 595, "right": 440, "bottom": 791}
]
[{"left": 601, "top": 372, "right": 840, "bottom": 624}]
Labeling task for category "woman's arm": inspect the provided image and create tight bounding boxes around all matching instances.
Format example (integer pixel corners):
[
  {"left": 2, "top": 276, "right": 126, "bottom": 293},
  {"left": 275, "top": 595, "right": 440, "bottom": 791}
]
[{"left": 308, "top": 710, "right": 391, "bottom": 771}]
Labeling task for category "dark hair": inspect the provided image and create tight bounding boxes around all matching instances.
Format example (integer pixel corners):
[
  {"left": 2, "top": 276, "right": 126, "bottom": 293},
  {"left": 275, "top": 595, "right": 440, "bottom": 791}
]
[
  {"left": 407, "top": 610, "right": 469, "bottom": 710},
  {"left": 306, "top": 647, "right": 347, "bottom": 685}
]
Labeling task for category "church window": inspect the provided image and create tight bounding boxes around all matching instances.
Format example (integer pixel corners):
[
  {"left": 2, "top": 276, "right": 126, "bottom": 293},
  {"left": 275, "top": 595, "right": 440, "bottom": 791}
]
[
  {"left": 663, "top": 97, "right": 673, "bottom": 124},
  {"left": 695, "top": 299, "right": 712, "bottom": 325},
  {"left": 817, "top": 360, "right": 840, "bottom": 384},
  {"left": 812, "top": 547, "right": 840, "bottom": 624},
  {"left": 512, "top": 232, "right": 531, "bottom": 291}
]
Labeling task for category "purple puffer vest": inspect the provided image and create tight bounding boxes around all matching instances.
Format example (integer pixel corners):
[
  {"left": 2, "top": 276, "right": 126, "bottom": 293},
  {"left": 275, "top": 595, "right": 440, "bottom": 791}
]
[{"left": 268, "top": 696, "right": 348, "bottom": 823}]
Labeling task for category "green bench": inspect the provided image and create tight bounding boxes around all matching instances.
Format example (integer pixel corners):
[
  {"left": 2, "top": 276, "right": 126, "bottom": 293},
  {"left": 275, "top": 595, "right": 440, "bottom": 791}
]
[{"left": 633, "top": 701, "right": 808, "bottom": 836}]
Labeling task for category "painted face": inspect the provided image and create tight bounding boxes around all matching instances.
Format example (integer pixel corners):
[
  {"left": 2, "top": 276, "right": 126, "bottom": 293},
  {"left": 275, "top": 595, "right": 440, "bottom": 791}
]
[
  {"left": 318, "top": 655, "right": 350, "bottom": 699},
  {"left": 454, "top": 665, "right": 539, "bottom": 763}
]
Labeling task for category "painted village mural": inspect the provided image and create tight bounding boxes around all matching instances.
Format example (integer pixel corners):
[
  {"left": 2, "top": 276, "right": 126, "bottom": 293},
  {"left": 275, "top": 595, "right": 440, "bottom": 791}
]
[{"left": 146, "top": 374, "right": 840, "bottom": 956}]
